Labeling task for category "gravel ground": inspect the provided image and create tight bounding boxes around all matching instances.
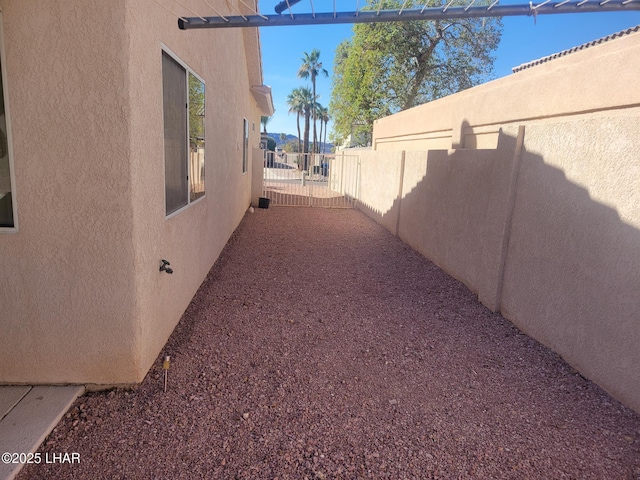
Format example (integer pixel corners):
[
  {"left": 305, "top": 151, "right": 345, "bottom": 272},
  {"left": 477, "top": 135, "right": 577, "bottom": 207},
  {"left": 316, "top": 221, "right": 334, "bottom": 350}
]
[{"left": 19, "top": 207, "right": 640, "bottom": 479}]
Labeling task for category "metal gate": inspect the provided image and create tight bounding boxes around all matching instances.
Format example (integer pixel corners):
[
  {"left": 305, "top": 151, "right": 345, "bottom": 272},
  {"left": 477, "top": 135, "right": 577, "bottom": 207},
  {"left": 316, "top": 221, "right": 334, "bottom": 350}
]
[{"left": 262, "top": 152, "right": 360, "bottom": 208}]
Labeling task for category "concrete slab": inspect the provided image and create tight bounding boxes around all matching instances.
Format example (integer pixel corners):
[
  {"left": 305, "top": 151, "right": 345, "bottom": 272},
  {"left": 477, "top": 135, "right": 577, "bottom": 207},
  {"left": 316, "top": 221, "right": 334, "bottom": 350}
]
[
  {"left": 0, "top": 385, "right": 84, "bottom": 480},
  {"left": 0, "top": 387, "right": 31, "bottom": 421}
]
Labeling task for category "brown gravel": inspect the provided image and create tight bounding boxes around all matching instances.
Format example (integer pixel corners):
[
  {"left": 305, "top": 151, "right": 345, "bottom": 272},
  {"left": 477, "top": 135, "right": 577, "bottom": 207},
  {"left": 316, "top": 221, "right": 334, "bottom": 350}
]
[{"left": 19, "top": 207, "right": 640, "bottom": 479}]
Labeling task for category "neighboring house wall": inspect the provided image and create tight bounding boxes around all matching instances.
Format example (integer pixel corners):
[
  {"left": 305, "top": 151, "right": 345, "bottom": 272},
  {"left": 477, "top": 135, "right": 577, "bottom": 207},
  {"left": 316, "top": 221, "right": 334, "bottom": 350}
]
[
  {"left": 353, "top": 29, "right": 640, "bottom": 412},
  {"left": 0, "top": 0, "right": 264, "bottom": 384}
]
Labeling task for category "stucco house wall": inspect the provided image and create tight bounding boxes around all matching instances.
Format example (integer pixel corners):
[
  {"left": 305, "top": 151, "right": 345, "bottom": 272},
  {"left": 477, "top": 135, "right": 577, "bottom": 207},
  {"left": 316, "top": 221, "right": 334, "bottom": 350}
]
[
  {"left": 0, "top": 0, "right": 267, "bottom": 385},
  {"left": 356, "top": 28, "right": 640, "bottom": 412}
]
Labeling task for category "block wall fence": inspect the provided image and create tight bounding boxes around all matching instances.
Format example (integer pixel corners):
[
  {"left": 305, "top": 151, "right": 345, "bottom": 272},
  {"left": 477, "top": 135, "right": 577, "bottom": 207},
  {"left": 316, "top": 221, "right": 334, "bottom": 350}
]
[{"left": 342, "top": 29, "right": 640, "bottom": 412}]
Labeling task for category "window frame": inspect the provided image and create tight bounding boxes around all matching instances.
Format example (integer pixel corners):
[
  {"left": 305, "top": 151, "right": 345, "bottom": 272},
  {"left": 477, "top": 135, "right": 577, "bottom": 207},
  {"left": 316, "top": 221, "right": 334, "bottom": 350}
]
[
  {"left": 242, "top": 118, "right": 249, "bottom": 174},
  {"left": 0, "top": 11, "right": 17, "bottom": 233},
  {"left": 161, "top": 45, "right": 206, "bottom": 219}
]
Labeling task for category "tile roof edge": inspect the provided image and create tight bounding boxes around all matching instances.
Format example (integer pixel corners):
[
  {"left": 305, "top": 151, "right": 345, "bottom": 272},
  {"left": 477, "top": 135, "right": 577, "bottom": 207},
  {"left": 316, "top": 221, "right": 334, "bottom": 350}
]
[{"left": 511, "top": 24, "right": 640, "bottom": 73}]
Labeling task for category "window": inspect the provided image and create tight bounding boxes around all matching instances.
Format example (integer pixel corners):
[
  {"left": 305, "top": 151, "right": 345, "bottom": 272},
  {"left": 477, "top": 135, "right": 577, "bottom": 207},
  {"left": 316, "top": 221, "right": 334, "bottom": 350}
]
[
  {"left": 242, "top": 118, "right": 249, "bottom": 173},
  {"left": 0, "top": 18, "right": 15, "bottom": 230},
  {"left": 189, "top": 73, "right": 205, "bottom": 202},
  {"left": 162, "top": 49, "right": 205, "bottom": 216}
]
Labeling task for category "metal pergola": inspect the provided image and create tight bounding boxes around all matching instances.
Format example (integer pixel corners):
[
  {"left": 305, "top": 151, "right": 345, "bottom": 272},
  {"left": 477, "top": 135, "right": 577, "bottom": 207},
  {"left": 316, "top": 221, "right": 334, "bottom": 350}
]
[{"left": 174, "top": 0, "right": 640, "bottom": 29}]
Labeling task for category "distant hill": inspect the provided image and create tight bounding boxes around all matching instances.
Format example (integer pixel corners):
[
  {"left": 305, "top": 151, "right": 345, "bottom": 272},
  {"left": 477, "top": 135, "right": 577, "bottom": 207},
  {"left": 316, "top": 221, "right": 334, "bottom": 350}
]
[
  {"left": 267, "top": 133, "right": 298, "bottom": 147},
  {"left": 266, "top": 133, "right": 334, "bottom": 153}
]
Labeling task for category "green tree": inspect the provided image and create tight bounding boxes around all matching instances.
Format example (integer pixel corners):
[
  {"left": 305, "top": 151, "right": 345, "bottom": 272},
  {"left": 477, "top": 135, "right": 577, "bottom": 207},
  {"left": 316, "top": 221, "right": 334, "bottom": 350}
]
[
  {"left": 322, "top": 108, "right": 330, "bottom": 153},
  {"left": 283, "top": 139, "right": 300, "bottom": 153},
  {"left": 260, "top": 115, "right": 272, "bottom": 134},
  {"left": 316, "top": 104, "right": 329, "bottom": 154},
  {"left": 287, "top": 87, "right": 316, "bottom": 169},
  {"left": 286, "top": 88, "right": 305, "bottom": 155},
  {"left": 298, "top": 87, "right": 316, "bottom": 167},
  {"left": 330, "top": 0, "right": 502, "bottom": 142},
  {"left": 298, "top": 49, "right": 328, "bottom": 154},
  {"left": 188, "top": 73, "right": 205, "bottom": 150}
]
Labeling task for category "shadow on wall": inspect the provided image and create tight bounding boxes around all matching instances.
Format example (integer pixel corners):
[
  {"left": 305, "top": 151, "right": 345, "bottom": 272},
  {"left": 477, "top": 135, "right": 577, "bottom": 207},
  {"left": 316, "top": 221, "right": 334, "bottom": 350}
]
[{"left": 357, "top": 125, "right": 640, "bottom": 412}]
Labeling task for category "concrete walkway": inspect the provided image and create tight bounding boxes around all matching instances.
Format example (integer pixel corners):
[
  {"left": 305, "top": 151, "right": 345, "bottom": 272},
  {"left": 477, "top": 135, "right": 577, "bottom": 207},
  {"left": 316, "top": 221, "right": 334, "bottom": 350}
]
[{"left": 0, "top": 386, "right": 84, "bottom": 480}]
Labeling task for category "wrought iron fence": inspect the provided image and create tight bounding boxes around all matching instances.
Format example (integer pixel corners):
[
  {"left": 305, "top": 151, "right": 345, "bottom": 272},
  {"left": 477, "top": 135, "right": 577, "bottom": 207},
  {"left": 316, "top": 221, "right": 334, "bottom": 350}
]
[{"left": 262, "top": 152, "right": 360, "bottom": 208}]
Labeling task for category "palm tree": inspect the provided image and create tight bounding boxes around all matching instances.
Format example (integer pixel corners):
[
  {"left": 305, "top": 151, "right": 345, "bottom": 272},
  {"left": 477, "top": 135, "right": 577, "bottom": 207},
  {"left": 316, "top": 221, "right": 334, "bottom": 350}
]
[
  {"left": 260, "top": 115, "right": 271, "bottom": 134},
  {"left": 313, "top": 101, "right": 322, "bottom": 154},
  {"left": 316, "top": 103, "right": 325, "bottom": 154},
  {"left": 317, "top": 105, "right": 329, "bottom": 154},
  {"left": 298, "top": 87, "right": 315, "bottom": 169},
  {"left": 324, "top": 111, "right": 331, "bottom": 153},
  {"left": 297, "top": 49, "right": 328, "bottom": 154},
  {"left": 286, "top": 88, "right": 305, "bottom": 158}
]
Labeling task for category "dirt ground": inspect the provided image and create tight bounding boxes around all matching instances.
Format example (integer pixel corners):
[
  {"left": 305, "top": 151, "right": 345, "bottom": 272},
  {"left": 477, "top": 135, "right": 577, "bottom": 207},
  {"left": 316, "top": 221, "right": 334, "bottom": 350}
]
[{"left": 19, "top": 207, "right": 640, "bottom": 479}]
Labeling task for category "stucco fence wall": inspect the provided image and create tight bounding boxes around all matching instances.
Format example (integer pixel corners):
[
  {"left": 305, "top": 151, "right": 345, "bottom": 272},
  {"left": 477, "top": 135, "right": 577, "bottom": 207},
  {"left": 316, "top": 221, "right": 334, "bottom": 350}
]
[{"left": 344, "top": 30, "right": 640, "bottom": 412}]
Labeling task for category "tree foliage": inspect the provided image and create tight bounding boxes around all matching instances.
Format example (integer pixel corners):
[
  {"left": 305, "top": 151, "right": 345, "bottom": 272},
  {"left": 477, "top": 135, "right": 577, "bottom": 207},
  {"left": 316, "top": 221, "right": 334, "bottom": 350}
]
[
  {"left": 287, "top": 86, "right": 316, "bottom": 156},
  {"left": 283, "top": 139, "right": 300, "bottom": 153},
  {"left": 298, "top": 49, "right": 329, "bottom": 154},
  {"left": 188, "top": 73, "right": 205, "bottom": 149},
  {"left": 287, "top": 88, "right": 305, "bottom": 154},
  {"left": 316, "top": 105, "right": 330, "bottom": 154},
  {"left": 261, "top": 115, "right": 272, "bottom": 133},
  {"left": 329, "top": 0, "right": 502, "bottom": 143}
]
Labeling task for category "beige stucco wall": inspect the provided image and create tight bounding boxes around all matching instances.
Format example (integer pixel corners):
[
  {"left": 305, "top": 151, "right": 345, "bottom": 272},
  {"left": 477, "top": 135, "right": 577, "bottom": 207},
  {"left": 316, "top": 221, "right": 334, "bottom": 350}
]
[
  {"left": 500, "top": 116, "right": 640, "bottom": 407},
  {"left": 0, "top": 0, "right": 263, "bottom": 384},
  {"left": 372, "top": 27, "right": 640, "bottom": 151},
  {"left": 125, "top": 1, "right": 262, "bottom": 383},
  {"left": 251, "top": 148, "right": 264, "bottom": 207},
  {"left": 394, "top": 130, "right": 522, "bottom": 312},
  {"left": 356, "top": 150, "right": 403, "bottom": 234},
  {"left": 0, "top": 1, "right": 137, "bottom": 383},
  {"left": 356, "top": 30, "right": 640, "bottom": 412}
]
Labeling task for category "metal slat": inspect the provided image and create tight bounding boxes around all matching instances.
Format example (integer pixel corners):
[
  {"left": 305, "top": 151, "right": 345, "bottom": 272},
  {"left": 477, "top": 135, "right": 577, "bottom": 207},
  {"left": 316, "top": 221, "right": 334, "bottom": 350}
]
[
  {"left": 178, "top": 1, "right": 640, "bottom": 28},
  {"left": 262, "top": 153, "right": 359, "bottom": 208}
]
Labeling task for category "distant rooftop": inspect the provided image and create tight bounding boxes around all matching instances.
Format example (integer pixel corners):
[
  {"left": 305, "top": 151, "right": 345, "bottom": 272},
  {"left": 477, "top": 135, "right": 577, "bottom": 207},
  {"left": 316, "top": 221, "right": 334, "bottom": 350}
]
[{"left": 512, "top": 24, "right": 640, "bottom": 73}]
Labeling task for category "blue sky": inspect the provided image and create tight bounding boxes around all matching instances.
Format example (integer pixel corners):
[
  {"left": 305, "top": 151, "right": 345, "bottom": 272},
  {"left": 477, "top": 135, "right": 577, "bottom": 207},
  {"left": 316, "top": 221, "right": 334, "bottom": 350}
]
[{"left": 258, "top": 2, "right": 640, "bottom": 136}]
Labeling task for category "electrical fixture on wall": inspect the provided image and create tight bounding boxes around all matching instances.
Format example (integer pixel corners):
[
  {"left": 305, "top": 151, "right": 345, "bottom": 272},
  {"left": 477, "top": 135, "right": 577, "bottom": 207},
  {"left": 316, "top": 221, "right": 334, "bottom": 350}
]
[{"left": 160, "top": 259, "right": 173, "bottom": 274}]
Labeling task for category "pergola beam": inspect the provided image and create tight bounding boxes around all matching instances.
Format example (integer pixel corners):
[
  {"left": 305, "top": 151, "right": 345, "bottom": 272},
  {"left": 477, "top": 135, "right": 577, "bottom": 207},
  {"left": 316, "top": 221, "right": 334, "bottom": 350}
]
[{"left": 178, "top": 1, "right": 640, "bottom": 29}]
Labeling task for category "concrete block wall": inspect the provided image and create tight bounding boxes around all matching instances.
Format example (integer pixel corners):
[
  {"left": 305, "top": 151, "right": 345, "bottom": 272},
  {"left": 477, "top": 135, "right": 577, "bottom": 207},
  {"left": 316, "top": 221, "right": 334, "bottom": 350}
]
[{"left": 352, "top": 29, "right": 640, "bottom": 412}]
